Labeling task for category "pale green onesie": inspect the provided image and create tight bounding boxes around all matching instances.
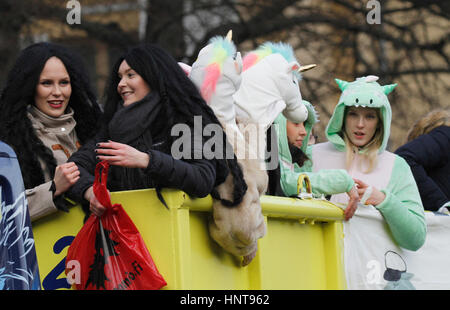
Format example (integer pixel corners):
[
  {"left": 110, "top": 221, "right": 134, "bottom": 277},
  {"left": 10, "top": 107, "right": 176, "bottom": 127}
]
[{"left": 275, "top": 77, "right": 426, "bottom": 251}]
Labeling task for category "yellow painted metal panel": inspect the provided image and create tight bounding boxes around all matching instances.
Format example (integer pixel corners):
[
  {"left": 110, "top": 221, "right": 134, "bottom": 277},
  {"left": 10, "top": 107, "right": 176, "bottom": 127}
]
[
  {"left": 109, "top": 189, "right": 181, "bottom": 290},
  {"left": 322, "top": 221, "right": 347, "bottom": 290},
  {"left": 258, "top": 218, "right": 328, "bottom": 289},
  {"left": 188, "top": 211, "right": 251, "bottom": 290},
  {"left": 32, "top": 189, "right": 346, "bottom": 290},
  {"left": 32, "top": 205, "right": 85, "bottom": 290}
]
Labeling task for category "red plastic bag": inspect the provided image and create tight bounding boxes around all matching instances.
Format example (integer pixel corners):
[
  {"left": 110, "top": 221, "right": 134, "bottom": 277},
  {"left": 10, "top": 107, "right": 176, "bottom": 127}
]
[{"left": 66, "top": 161, "right": 167, "bottom": 290}]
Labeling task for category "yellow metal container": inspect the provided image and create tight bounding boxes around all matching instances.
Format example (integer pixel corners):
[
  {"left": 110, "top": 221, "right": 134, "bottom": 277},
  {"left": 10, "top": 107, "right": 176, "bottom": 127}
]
[{"left": 32, "top": 189, "right": 346, "bottom": 290}]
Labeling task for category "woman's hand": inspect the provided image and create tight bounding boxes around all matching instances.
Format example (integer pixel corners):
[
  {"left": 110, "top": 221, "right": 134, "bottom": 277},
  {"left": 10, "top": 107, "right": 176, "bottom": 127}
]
[
  {"left": 344, "top": 185, "right": 360, "bottom": 221},
  {"left": 353, "top": 178, "right": 386, "bottom": 206},
  {"left": 95, "top": 140, "right": 150, "bottom": 169},
  {"left": 53, "top": 162, "right": 80, "bottom": 197},
  {"left": 84, "top": 186, "right": 108, "bottom": 217}
]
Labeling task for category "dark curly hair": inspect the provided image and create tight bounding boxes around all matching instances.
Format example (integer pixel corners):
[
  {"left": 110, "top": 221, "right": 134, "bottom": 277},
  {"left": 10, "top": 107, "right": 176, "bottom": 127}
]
[
  {"left": 0, "top": 42, "right": 102, "bottom": 190},
  {"left": 102, "top": 43, "right": 247, "bottom": 207}
]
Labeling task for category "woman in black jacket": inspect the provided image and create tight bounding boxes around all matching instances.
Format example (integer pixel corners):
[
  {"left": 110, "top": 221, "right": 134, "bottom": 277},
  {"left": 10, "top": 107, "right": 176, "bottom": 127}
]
[
  {"left": 68, "top": 43, "right": 247, "bottom": 216},
  {"left": 395, "top": 109, "right": 450, "bottom": 212}
]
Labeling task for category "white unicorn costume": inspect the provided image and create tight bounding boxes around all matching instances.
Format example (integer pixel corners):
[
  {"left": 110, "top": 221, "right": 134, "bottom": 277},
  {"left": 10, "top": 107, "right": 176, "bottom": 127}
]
[
  {"left": 189, "top": 36, "right": 243, "bottom": 139},
  {"left": 189, "top": 36, "right": 313, "bottom": 265},
  {"left": 234, "top": 43, "right": 308, "bottom": 129}
]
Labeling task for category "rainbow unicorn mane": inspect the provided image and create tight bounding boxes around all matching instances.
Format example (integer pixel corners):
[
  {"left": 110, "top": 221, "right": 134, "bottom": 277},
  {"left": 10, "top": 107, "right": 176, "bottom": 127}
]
[
  {"left": 201, "top": 36, "right": 237, "bottom": 102},
  {"left": 242, "top": 42, "right": 301, "bottom": 79}
]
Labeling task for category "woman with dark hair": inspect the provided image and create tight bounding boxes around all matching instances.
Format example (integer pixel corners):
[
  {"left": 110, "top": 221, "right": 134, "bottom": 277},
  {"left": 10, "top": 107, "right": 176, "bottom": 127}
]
[
  {"left": 68, "top": 43, "right": 247, "bottom": 216},
  {"left": 0, "top": 42, "right": 102, "bottom": 221},
  {"left": 267, "top": 100, "right": 359, "bottom": 212}
]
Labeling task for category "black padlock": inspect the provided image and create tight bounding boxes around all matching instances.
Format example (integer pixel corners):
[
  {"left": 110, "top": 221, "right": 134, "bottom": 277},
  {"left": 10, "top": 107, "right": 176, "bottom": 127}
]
[{"left": 383, "top": 251, "right": 407, "bottom": 282}]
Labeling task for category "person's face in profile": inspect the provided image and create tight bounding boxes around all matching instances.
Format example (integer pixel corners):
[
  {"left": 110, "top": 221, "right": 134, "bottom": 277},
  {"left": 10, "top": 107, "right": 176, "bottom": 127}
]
[
  {"left": 34, "top": 56, "right": 72, "bottom": 118},
  {"left": 117, "top": 60, "right": 151, "bottom": 106},
  {"left": 286, "top": 120, "right": 307, "bottom": 148}
]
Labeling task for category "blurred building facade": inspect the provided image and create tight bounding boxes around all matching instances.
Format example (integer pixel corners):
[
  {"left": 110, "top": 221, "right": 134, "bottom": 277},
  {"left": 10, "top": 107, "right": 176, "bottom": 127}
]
[
  {"left": 6, "top": 0, "right": 449, "bottom": 150},
  {"left": 18, "top": 0, "right": 148, "bottom": 97}
]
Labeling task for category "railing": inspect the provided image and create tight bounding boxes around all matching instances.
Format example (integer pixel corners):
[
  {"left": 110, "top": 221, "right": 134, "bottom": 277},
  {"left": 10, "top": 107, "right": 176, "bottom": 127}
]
[{"left": 32, "top": 188, "right": 346, "bottom": 290}]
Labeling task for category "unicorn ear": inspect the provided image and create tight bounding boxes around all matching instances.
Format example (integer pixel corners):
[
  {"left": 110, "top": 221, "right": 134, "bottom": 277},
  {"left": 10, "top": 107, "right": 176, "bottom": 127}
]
[
  {"left": 178, "top": 62, "right": 191, "bottom": 76},
  {"left": 235, "top": 52, "right": 242, "bottom": 74},
  {"left": 335, "top": 78, "right": 349, "bottom": 91},
  {"left": 298, "top": 64, "right": 317, "bottom": 73},
  {"left": 287, "top": 61, "right": 300, "bottom": 73},
  {"left": 226, "top": 30, "right": 232, "bottom": 41},
  {"left": 383, "top": 83, "right": 397, "bottom": 95}
]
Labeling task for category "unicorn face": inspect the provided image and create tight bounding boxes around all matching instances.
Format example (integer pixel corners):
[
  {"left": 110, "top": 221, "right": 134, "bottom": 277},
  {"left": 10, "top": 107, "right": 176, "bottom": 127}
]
[
  {"left": 234, "top": 50, "right": 308, "bottom": 129},
  {"left": 189, "top": 36, "right": 242, "bottom": 127},
  {"left": 275, "top": 59, "right": 308, "bottom": 124}
]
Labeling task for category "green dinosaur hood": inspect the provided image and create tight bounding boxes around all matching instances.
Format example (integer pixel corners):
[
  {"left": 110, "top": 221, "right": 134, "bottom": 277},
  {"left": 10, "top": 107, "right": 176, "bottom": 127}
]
[{"left": 326, "top": 75, "right": 397, "bottom": 153}]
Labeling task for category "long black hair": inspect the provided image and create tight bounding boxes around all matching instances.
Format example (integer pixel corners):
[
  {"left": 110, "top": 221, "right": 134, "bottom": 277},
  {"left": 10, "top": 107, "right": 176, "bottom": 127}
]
[
  {"left": 102, "top": 43, "right": 247, "bottom": 206},
  {"left": 0, "top": 42, "right": 102, "bottom": 189}
]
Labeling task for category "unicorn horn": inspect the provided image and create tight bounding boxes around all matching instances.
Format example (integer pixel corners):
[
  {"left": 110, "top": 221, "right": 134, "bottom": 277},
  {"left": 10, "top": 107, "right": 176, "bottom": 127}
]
[
  {"left": 298, "top": 64, "right": 317, "bottom": 72},
  {"left": 226, "top": 30, "right": 233, "bottom": 41}
]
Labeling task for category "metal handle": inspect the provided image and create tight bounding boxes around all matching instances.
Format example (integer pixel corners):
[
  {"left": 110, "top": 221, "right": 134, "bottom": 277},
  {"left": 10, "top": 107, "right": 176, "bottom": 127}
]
[{"left": 297, "top": 174, "right": 312, "bottom": 199}]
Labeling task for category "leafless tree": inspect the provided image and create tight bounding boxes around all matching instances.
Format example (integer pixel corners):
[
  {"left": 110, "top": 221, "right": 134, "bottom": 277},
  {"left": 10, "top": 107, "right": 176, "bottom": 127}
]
[{"left": 1, "top": 0, "right": 448, "bottom": 149}]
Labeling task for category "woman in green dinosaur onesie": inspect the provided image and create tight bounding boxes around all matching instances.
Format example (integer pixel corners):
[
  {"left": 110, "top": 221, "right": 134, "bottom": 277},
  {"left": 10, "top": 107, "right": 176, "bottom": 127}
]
[
  {"left": 269, "top": 100, "right": 359, "bottom": 220},
  {"left": 297, "top": 76, "right": 426, "bottom": 251}
]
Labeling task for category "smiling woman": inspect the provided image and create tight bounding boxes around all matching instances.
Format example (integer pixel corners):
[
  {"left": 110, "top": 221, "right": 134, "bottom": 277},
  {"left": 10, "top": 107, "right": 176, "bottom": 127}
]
[
  {"left": 117, "top": 60, "right": 151, "bottom": 107},
  {"left": 67, "top": 43, "right": 247, "bottom": 218},
  {"left": 34, "top": 57, "right": 72, "bottom": 118},
  {"left": 0, "top": 42, "right": 102, "bottom": 221}
]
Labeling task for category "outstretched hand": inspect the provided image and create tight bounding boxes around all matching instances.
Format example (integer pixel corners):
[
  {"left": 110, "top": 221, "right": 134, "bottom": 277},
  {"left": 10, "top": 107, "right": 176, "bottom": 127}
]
[
  {"left": 353, "top": 178, "right": 386, "bottom": 206},
  {"left": 95, "top": 140, "right": 150, "bottom": 169}
]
